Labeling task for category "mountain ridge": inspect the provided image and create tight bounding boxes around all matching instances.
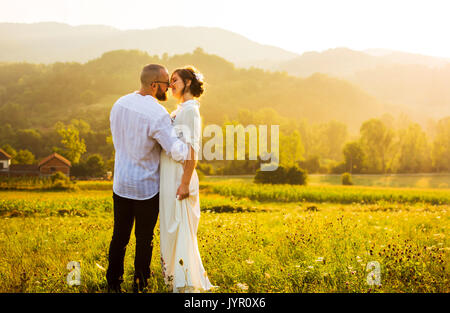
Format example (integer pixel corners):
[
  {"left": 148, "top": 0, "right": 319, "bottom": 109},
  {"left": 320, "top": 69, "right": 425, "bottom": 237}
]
[{"left": 0, "top": 22, "right": 299, "bottom": 64}]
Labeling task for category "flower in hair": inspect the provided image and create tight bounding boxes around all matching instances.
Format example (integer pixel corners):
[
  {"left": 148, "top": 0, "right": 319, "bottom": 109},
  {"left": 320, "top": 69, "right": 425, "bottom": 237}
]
[{"left": 194, "top": 72, "right": 204, "bottom": 82}]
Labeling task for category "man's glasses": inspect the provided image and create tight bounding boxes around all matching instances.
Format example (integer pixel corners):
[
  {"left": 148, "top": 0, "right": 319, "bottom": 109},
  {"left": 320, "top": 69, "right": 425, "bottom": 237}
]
[{"left": 153, "top": 81, "right": 170, "bottom": 86}]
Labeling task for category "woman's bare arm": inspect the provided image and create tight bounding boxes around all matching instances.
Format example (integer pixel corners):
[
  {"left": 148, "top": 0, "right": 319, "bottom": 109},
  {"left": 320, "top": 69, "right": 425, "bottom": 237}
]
[{"left": 176, "top": 146, "right": 197, "bottom": 200}]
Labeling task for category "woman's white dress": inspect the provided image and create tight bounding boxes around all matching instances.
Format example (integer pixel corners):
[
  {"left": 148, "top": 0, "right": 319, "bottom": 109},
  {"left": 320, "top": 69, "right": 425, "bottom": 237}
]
[{"left": 159, "top": 99, "right": 213, "bottom": 293}]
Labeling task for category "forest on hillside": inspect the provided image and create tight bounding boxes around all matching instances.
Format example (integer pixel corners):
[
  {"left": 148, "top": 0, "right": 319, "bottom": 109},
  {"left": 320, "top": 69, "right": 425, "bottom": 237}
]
[{"left": 0, "top": 48, "right": 449, "bottom": 176}]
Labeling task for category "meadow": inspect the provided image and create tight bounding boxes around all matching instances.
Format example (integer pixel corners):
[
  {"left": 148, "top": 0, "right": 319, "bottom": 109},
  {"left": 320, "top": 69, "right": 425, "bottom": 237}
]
[{"left": 0, "top": 175, "right": 448, "bottom": 293}]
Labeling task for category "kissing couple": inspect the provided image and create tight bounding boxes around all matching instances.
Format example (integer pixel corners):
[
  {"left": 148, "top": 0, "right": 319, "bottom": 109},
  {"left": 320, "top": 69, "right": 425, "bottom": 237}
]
[{"left": 106, "top": 64, "right": 214, "bottom": 293}]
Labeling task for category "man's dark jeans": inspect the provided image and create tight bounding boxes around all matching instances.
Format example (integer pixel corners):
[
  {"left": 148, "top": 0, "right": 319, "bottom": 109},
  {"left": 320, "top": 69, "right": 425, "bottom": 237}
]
[{"left": 106, "top": 192, "right": 159, "bottom": 287}]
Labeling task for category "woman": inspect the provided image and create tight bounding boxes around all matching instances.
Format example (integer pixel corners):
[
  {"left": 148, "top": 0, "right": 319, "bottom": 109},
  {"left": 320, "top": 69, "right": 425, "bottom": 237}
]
[{"left": 159, "top": 66, "right": 214, "bottom": 293}]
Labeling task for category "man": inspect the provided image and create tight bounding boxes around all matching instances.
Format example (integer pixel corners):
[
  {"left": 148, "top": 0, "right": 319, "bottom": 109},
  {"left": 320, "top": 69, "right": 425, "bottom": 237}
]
[{"left": 106, "top": 64, "right": 190, "bottom": 292}]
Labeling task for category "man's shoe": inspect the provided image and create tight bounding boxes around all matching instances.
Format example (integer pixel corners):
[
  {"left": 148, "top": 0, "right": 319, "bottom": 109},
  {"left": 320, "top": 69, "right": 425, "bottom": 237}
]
[
  {"left": 132, "top": 277, "right": 148, "bottom": 293},
  {"left": 107, "top": 283, "right": 123, "bottom": 293}
]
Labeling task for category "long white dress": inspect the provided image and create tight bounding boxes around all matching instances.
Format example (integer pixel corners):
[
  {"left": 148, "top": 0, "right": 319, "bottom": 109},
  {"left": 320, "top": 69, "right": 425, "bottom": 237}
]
[{"left": 159, "top": 99, "right": 213, "bottom": 293}]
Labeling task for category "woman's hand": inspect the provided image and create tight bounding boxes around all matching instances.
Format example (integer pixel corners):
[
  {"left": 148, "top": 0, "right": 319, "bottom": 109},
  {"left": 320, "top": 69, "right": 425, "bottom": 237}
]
[
  {"left": 176, "top": 182, "right": 190, "bottom": 200},
  {"left": 178, "top": 146, "right": 196, "bottom": 200}
]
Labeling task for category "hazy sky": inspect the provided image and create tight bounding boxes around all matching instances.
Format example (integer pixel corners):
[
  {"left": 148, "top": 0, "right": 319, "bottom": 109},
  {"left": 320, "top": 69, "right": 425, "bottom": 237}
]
[{"left": 1, "top": 0, "right": 449, "bottom": 57}]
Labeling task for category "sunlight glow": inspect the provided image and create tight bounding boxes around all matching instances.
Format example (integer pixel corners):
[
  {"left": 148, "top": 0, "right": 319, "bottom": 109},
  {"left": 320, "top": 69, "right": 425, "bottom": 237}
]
[{"left": 0, "top": 0, "right": 449, "bottom": 57}]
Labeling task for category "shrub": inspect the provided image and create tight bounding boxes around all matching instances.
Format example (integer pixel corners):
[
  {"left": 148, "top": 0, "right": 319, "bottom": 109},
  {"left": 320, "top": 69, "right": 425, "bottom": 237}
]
[
  {"left": 297, "top": 155, "right": 320, "bottom": 173},
  {"left": 254, "top": 165, "right": 307, "bottom": 185},
  {"left": 197, "top": 162, "right": 214, "bottom": 175},
  {"left": 52, "top": 179, "right": 69, "bottom": 190},
  {"left": 50, "top": 171, "right": 68, "bottom": 183},
  {"left": 50, "top": 171, "right": 75, "bottom": 190},
  {"left": 330, "top": 161, "right": 346, "bottom": 174},
  {"left": 342, "top": 172, "right": 353, "bottom": 185},
  {"left": 286, "top": 166, "right": 308, "bottom": 185},
  {"left": 0, "top": 171, "right": 75, "bottom": 190}
]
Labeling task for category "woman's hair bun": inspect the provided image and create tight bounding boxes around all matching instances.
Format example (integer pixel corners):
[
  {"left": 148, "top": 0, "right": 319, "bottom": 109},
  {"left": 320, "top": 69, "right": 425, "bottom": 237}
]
[{"left": 173, "top": 66, "right": 204, "bottom": 97}]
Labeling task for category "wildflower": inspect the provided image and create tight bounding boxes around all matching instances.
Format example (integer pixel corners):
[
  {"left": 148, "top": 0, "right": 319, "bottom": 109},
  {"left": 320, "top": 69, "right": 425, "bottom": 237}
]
[
  {"left": 315, "top": 257, "right": 324, "bottom": 263},
  {"left": 307, "top": 266, "right": 314, "bottom": 270},
  {"left": 236, "top": 283, "right": 248, "bottom": 290},
  {"left": 245, "top": 259, "right": 254, "bottom": 264}
]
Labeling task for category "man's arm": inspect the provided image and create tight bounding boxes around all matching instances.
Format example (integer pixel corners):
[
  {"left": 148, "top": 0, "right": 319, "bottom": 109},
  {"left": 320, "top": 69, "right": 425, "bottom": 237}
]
[{"left": 151, "top": 113, "right": 189, "bottom": 162}]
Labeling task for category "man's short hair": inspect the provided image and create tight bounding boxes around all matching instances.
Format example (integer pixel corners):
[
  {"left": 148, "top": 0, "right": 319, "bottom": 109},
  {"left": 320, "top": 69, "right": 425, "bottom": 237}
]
[{"left": 140, "top": 64, "right": 166, "bottom": 86}]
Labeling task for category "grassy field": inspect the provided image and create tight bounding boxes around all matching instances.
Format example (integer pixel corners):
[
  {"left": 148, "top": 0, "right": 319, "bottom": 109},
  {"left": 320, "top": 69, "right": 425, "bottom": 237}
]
[
  {"left": 0, "top": 176, "right": 448, "bottom": 293},
  {"left": 205, "top": 174, "right": 450, "bottom": 189},
  {"left": 308, "top": 174, "right": 450, "bottom": 189}
]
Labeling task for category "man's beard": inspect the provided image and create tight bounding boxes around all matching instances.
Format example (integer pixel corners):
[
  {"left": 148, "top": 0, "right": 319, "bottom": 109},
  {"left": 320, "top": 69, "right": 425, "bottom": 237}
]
[{"left": 156, "top": 85, "right": 167, "bottom": 101}]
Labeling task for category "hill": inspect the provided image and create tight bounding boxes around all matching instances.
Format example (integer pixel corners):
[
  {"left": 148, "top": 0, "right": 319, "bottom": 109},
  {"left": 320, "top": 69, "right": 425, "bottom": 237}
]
[
  {"left": 0, "top": 48, "right": 390, "bottom": 134},
  {"left": 0, "top": 22, "right": 298, "bottom": 65},
  {"left": 275, "top": 47, "right": 450, "bottom": 120}
]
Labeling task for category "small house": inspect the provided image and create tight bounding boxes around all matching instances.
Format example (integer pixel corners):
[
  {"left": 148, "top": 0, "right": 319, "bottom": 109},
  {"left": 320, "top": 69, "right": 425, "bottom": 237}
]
[
  {"left": 38, "top": 153, "right": 71, "bottom": 176},
  {"left": 0, "top": 151, "right": 71, "bottom": 177},
  {"left": 0, "top": 148, "right": 12, "bottom": 172}
]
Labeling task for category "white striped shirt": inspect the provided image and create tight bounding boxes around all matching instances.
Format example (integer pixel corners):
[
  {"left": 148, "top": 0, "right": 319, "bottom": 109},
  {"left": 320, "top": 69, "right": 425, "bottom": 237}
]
[{"left": 110, "top": 92, "right": 189, "bottom": 200}]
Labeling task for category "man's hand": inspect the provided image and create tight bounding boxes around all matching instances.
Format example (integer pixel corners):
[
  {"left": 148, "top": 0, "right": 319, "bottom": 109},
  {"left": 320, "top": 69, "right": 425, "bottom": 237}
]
[{"left": 176, "top": 183, "right": 190, "bottom": 200}]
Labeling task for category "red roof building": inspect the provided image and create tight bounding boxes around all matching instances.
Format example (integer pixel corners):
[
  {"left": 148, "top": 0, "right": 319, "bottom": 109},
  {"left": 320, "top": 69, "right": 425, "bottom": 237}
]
[
  {"left": 0, "top": 148, "right": 11, "bottom": 160},
  {"left": 0, "top": 152, "right": 71, "bottom": 177},
  {"left": 38, "top": 153, "right": 71, "bottom": 176},
  {"left": 0, "top": 148, "right": 12, "bottom": 172}
]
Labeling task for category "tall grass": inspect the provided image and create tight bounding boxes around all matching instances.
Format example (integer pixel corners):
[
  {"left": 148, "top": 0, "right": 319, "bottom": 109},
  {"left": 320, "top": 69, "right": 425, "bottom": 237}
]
[
  {"left": 0, "top": 175, "right": 75, "bottom": 191},
  {"left": 203, "top": 182, "right": 450, "bottom": 205},
  {"left": 0, "top": 178, "right": 448, "bottom": 293},
  {"left": 0, "top": 196, "right": 448, "bottom": 292}
]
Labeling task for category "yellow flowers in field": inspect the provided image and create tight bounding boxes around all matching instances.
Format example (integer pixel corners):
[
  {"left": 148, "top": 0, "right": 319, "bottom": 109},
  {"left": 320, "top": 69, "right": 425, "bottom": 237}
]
[{"left": 0, "top": 180, "right": 449, "bottom": 293}]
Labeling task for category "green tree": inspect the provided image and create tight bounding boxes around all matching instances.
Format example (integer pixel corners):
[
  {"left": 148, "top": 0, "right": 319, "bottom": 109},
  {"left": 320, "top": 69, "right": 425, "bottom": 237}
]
[
  {"left": 297, "top": 155, "right": 321, "bottom": 173},
  {"left": 14, "top": 149, "right": 35, "bottom": 164},
  {"left": 54, "top": 122, "right": 86, "bottom": 164},
  {"left": 279, "top": 130, "right": 304, "bottom": 167},
  {"left": 0, "top": 124, "right": 16, "bottom": 145},
  {"left": 1, "top": 144, "right": 17, "bottom": 159},
  {"left": 318, "top": 120, "right": 348, "bottom": 161},
  {"left": 343, "top": 141, "right": 366, "bottom": 174},
  {"left": 85, "top": 154, "right": 105, "bottom": 177},
  {"left": 70, "top": 119, "right": 91, "bottom": 135},
  {"left": 15, "top": 128, "right": 42, "bottom": 155},
  {"left": 360, "top": 118, "right": 394, "bottom": 173},
  {"left": 432, "top": 117, "right": 450, "bottom": 172},
  {"left": 394, "top": 123, "right": 432, "bottom": 173}
]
